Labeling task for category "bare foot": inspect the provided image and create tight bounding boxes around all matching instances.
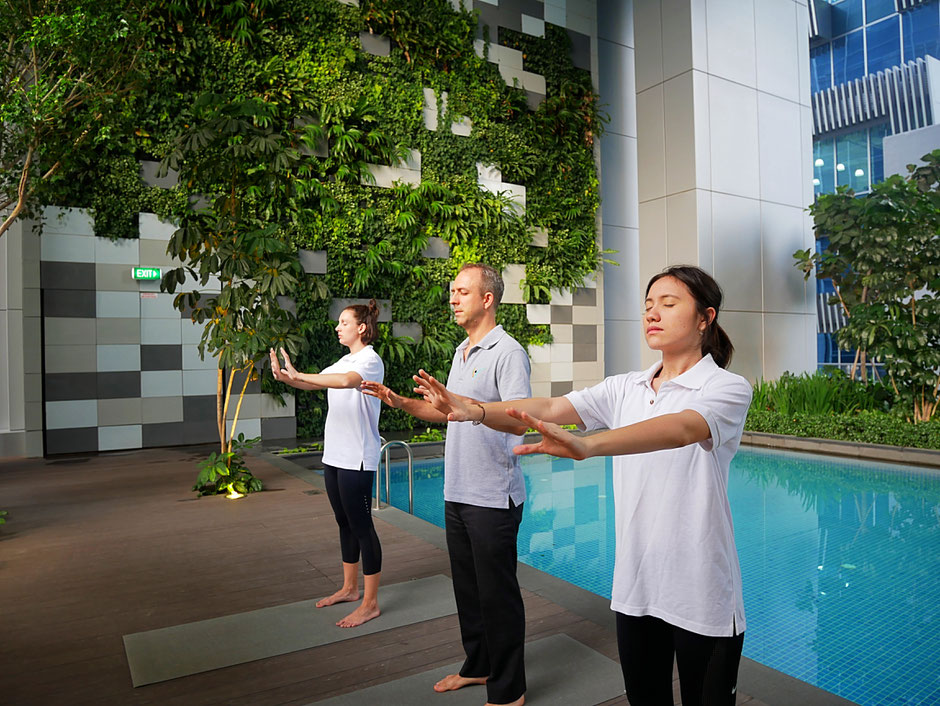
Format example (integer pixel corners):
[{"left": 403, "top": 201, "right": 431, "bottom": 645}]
[
  {"left": 485, "top": 696, "right": 524, "bottom": 706},
  {"left": 336, "top": 602, "right": 381, "bottom": 628},
  {"left": 316, "top": 588, "right": 359, "bottom": 608},
  {"left": 433, "top": 673, "right": 487, "bottom": 693}
]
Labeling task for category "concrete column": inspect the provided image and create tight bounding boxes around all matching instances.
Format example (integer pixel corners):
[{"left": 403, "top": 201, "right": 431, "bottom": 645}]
[
  {"left": 0, "top": 217, "right": 42, "bottom": 457},
  {"left": 633, "top": 0, "right": 816, "bottom": 380},
  {"left": 598, "top": 0, "right": 642, "bottom": 376}
]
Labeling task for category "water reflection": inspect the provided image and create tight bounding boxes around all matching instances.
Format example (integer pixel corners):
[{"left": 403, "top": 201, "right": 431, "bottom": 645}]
[{"left": 731, "top": 449, "right": 940, "bottom": 706}]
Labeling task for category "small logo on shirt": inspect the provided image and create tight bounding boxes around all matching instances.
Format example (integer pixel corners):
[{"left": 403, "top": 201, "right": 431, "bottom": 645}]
[{"left": 472, "top": 368, "right": 484, "bottom": 378}]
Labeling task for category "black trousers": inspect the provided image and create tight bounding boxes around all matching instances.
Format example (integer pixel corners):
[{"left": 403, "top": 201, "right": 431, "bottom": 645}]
[
  {"left": 616, "top": 613, "right": 745, "bottom": 706},
  {"left": 323, "top": 464, "right": 382, "bottom": 576},
  {"left": 445, "top": 500, "right": 526, "bottom": 705}
]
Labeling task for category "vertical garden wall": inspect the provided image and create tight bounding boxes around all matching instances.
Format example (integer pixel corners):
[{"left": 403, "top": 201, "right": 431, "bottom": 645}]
[{"left": 43, "top": 0, "right": 604, "bottom": 438}]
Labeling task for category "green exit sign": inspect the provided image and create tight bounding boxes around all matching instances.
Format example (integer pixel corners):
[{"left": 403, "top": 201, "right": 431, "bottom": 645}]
[{"left": 132, "top": 267, "right": 162, "bottom": 280}]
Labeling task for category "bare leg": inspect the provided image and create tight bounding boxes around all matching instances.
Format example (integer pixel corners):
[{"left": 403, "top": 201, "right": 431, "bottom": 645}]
[
  {"left": 337, "top": 571, "right": 382, "bottom": 627},
  {"left": 433, "top": 674, "right": 488, "bottom": 693},
  {"left": 316, "top": 562, "right": 360, "bottom": 607}
]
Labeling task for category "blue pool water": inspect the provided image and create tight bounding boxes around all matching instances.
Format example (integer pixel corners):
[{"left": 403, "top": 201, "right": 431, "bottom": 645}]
[{"left": 380, "top": 447, "right": 940, "bottom": 706}]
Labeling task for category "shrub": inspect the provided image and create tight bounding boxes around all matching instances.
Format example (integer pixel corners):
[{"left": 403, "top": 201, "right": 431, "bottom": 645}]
[{"left": 745, "top": 410, "right": 940, "bottom": 450}]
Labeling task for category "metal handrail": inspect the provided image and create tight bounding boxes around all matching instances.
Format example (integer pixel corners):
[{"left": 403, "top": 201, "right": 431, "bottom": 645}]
[{"left": 375, "top": 440, "right": 414, "bottom": 514}]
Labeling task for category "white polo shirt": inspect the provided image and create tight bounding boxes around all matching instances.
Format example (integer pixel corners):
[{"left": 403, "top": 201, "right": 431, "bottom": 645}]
[
  {"left": 321, "top": 345, "right": 384, "bottom": 472},
  {"left": 565, "top": 354, "right": 752, "bottom": 637}
]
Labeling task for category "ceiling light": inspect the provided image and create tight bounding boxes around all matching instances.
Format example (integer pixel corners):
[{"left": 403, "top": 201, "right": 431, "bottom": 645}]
[
  {"left": 813, "top": 178, "right": 820, "bottom": 185},
  {"left": 814, "top": 158, "right": 825, "bottom": 167},
  {"left": 854, "top": 168, "right": 865, "bottom": 177},
  {"left": 836, "top": 163, "right": 845, "bottom": 172}
]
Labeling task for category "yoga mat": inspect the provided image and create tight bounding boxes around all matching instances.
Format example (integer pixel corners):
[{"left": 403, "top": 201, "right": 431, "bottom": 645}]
[
  {"left": 309, "top": 633, "right": 624, "bottom": 706},
  {"left": 124, "top": 574, "right": 457, "bottom": 687}
]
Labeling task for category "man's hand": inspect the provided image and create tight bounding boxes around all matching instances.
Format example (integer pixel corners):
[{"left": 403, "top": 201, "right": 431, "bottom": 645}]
[
  {"left": 508, "top": 408, "right": 589, "bottom": 461},
  {"left": 413, "top": 369, "right": 475, "bottom": 422},
  {"left": 360, "top": 380, "right": 403, "bottom": 409}
]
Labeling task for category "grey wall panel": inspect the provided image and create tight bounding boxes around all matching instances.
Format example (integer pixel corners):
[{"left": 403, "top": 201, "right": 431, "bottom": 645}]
[
  {"left": 551, "top": 380, "right": 574, "bottom": 396},
  {"left": 142, "top": 421, "right": 187, "bottom": 448},
  {"left": 551, "top": 305, "right": 573, "bottom": 324},
  {"left": 45, "top": 372, "right": 97, "bottom": 401},
  {"left": 45, "top": 427, "right": 97, "bottom": 455},
  {"left": 572, "top": 288, "right": 597, "bottom": 306},
  {"left": 96, "top": 318, "right": 141, "bottom": 345},
  {"left": 41, "top": 262, "right": 96, "bottom": 290},
  {"left": 141, "top": 396, "right": 184, "bottom": 424},
  {"left": 97, "top": 371, "right": 141, "bottom": 399},
  {"left": 183, "top": 395, "right": 217, "bottom": 422},
  {"left": 261, "top": 417, "right": 296, "bottom": 440},
  {"left": 98, "top": 398, "right": 143, "bottom": 426},
  {"left": 141, "top": 344, "right": 183, "bottom": 371},
  {"left": 44, "top": 290, "right": 96, "bottom": 318},
  {"left": 184, "top": 419, "right": 222, "bottom": 445},
  {"left": 44, "top": 317, "right": 95, "bottom": 345}
]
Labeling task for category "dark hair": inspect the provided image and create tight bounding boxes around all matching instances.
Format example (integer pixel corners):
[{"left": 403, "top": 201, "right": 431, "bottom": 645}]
[
  {"left": 344, "top": 299, "right": 380, "bottom": 344},
  {"left": 645, "top": 265, "right": 734, "bottom": 369},
  {"left": 459, "top": 262, "right": 504, "bottom": 306}
]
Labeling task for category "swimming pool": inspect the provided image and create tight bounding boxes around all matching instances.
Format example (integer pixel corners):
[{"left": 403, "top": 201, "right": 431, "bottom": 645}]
[{"left": 381, "top": 446, "right": 940, "bottom": 706}]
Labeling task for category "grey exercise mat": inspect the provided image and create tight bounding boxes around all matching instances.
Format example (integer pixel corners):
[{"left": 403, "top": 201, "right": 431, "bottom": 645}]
[
  {"left": 309, "top": 633, "right": 624, "bottom": 706},
  {"left": 124, "top": 574, "right": 457, "bottom": 687}
]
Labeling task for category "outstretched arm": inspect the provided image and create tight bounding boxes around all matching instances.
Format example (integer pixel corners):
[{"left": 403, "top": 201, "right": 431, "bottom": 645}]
[
  {"left": 414, "top": 369, "right": 583, "bottom": 434},
  {"left": 509, "top": 408, "right": 710, "bottom": 460},
  {"left": 270, "top": 348, "right": 362, "bottom": 391},
  {"left": 360, "top": 380, "right": 448, "bottom": 423}
]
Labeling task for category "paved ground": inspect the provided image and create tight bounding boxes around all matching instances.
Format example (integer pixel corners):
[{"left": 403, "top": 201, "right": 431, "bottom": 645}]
[{"left": 0, "top": 445, "right": 852, "bottom": 705}]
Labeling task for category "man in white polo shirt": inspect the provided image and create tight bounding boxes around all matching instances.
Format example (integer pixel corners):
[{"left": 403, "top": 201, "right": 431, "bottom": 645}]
[{"left": 361, "top": 263, "right": 530, "bottom": 706}]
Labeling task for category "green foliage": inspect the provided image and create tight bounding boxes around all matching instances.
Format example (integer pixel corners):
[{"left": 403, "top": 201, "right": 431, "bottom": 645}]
[
  {"left": 798, "top": 150, "right": 940, "bottom": 421},
  {"left": 0, "top": 0, "right": 151, "bottom": 237},
  {"left": 745, "top": 409, "right": 940, "bottom": 451},
  {"left": 750, "top": 370, "right": 894, "bottom": 417},
  {"left": 32, "top": 0, "right": 604, "bottom": 438},
  {"left": 409, "top": 426, "right": 445, "bottom": 443},
  {"left": 0, "top": 510, "right": 7, "bottom": 525},
  {"left": 273, "top": 442, "right": 324, "bottom": 454},
  {"left": 192, "top": 433, "right": 264, "bottom": 495}
]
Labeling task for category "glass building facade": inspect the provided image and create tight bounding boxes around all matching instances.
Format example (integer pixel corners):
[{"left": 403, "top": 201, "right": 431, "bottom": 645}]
[{"left": 810, "top": 0, "right": 939, "bottom": 369}]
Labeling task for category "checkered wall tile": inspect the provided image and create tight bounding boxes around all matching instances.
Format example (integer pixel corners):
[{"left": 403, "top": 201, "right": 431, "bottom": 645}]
[{"left": 39, "top": 207, "right": 296, "bottom": 455}]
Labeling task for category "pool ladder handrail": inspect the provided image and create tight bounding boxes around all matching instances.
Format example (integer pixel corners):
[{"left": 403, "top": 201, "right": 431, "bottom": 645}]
[{"left": 375, "top": 439, "right": 414, "bottom": 514}]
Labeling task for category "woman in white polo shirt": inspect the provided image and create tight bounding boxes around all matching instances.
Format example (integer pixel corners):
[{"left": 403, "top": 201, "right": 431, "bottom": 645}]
[
  {"left": 415, "top": 266, "right": 752, "bottom": 705},
  {"left": 270, "top": 299, "right": 385, "bottom": 628}
]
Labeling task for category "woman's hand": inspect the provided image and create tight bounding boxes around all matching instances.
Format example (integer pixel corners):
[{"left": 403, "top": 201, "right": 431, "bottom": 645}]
[
  {"left": 413, "top": 369, "right": 475, "bottom": 422},
  {"left": 507, "top": 408, "right": 589, "bottom": 461},
  {"left": 360, "top": 380, "right": 403, "bottom": 409},
  {"left": 270, "top": 347, "right": 299, "bottom": 384}
]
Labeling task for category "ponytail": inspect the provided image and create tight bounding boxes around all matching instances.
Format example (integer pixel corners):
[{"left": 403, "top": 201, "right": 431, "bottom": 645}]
[
  {"left": 344, "top": 298, "right": 380, "bottom": 344},
  {"left": 646, "top": 265, "right": 734, "bottom": 369}
]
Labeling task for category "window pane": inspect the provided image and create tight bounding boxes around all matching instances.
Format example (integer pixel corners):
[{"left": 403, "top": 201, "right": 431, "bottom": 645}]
[
  {"left": 866, "top": 17, "right": 901, "bottom": 73},
  {"left": 814, "top": 139, "right": 836, "bottom": 196},
  {"left": 902, "top": 3, "right": 940, "bottom": 62},
  {"left": 865, "top": 0, "right": 895, "bottom": 23},
  {"left": 832, "top": 30, "right": 865, "bottom": 84},
  {"left": 870, "top": 124, "right": 888, "bottom": 184},
  {"left": 836, "top": 131, "right": 869, "bottom": 191},
  {"left": 811, "top": 44, "right": 832, "bottom": 92},
  {"left": 832, "top": 0, "right": 864, "bottom": 35}
]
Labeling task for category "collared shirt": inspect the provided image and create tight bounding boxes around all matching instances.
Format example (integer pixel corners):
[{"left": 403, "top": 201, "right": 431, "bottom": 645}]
[
  {"left": 321, "top": 345, "right": 384, "bottom": 472},
  {"left": 444, "top": 325, "right": 532, "bottom": 509},
  {"left": 565, "top": 355, "right": 753, "bottom": 637}
]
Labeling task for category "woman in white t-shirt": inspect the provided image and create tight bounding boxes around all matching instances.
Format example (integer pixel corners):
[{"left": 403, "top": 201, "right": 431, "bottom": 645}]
[
  {"left": 415, "top": 266, "right": 753, "bottom": 705},
  {"left": 270, "top": 299, "right": 385, "bottom": 628}
]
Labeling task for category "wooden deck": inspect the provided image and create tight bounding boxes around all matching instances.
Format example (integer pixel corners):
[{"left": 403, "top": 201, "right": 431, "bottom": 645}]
[{"left": 0, "top": 446, "right": 782, "bottom": 705}]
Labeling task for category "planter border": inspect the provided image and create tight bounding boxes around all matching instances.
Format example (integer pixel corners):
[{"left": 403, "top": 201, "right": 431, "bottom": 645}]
[{"left": 742, "top": 431, "right": 940, "bottom": 471}]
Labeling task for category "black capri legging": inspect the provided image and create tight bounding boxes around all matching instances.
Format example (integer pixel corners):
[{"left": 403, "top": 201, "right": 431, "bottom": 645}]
[
  {"left": 616, "top": 613, "right": 744, "bottom": 706},
  {"left": 323, "top": 463, "right": 382, "bottom": 575}
]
